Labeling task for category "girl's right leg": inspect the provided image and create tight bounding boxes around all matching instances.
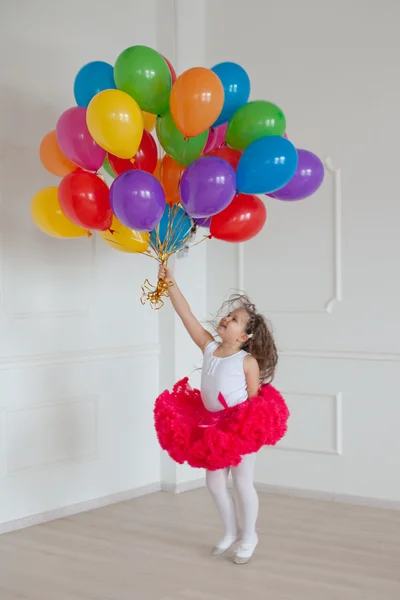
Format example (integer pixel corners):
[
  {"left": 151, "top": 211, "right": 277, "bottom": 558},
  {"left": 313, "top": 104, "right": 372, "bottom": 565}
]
[{"left": 206, "top": 468, "right": 238, "bottom": 554}]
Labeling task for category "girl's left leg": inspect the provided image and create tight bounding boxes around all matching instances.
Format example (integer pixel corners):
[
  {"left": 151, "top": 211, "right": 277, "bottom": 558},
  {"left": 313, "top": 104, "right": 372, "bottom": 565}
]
[
  {"left": 231, "top": 453, "right": 259, "bottom": 563},
  {"left": 206, "top": 468, "right": 238, "bottom": 555}
]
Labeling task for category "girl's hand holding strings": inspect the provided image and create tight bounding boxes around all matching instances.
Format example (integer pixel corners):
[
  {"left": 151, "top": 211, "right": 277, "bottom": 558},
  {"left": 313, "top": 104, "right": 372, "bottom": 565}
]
[
  {"left": 158, "top": 264, "right": 175, "bottom": 286},
  {"left": 157, "top": 264, "right": 213, "bottom": 350}
]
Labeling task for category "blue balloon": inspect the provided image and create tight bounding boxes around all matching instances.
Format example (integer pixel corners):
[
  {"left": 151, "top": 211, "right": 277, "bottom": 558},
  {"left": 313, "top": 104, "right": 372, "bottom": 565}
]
[
  {"left": 236, "top": 136, "right": 298, "bottom": 194},
  {"left": 150, "top": 205, "right": 193, "bottom": 254},
  {"left": 74, "top": 61, "right": 116, "bottom": 108},
  {"left": 211, "top": 62, "right": 250, "bottom": 127}
]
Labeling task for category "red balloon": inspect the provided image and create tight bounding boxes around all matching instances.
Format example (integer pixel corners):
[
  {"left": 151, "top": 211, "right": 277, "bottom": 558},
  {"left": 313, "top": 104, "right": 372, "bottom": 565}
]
[
  {"left": 108, "top": 154, "right": 132, "bottom": 176},
  {"left": 108, "top": 130, "right": 158, "bottom": 176},
  {"left": 207, "top": 146, "right": 242, "bottom": 171},
  {"left": 210, "top": 193, "right": 266, "bottom": 242},
  {"left": 163, "top": 55, "right": 177, "bottom": 84},
  {"left": 59, "top": 171, "right": 112, "bottom": 231}
]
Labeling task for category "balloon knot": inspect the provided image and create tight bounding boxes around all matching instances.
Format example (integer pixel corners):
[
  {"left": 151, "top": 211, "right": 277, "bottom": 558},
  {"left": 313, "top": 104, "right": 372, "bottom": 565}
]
[
  {"left": 109, "top": 229, "right": 115, "bottom": 235},
  {"left": 87, "top": 231, "right": 93, "bottom": 238},
  {"left": 141, "top": 278, "right": 170, "bottom": 310}
]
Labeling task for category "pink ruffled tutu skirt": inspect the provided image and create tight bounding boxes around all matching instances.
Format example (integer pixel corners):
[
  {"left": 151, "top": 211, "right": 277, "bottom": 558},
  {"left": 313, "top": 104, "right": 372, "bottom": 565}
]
[{"left": 154, "top": 378, "right": 290, "bottom": 471}]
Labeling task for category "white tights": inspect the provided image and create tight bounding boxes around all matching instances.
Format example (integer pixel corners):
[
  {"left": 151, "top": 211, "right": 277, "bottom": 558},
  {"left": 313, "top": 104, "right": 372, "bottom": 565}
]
[{"left": 206, "top": 453, "right": 258, "bottom": 545}]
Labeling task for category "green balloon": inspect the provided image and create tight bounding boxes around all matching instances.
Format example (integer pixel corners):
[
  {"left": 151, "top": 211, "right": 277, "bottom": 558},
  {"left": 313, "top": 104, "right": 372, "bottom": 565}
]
[
  {"left": 103, "top": 155, "right": 115, "bottom": 179},
  {"left": 114, "top": 45, "right": 171, "bottom": 115},
  {"left": 156, "top": 111, "right": 207, "bottom": 167},
  {"left": 226, "top": 101, "right": 286, "bottom": 151}
]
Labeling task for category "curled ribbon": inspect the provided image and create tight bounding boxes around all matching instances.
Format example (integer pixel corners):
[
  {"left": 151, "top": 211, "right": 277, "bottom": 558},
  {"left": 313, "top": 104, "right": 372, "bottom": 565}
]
[{"left": 140, "top": 277, "right": 171, "bottom": 310}]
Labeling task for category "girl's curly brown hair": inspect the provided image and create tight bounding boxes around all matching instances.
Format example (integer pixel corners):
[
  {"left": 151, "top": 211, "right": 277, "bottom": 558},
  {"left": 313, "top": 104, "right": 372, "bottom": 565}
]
[{"left": 215, "top": 294, "right": 278, "bottom": 384}]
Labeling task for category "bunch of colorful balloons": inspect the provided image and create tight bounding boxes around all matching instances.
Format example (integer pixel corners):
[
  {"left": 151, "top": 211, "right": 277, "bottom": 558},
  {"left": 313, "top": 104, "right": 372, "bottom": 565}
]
[{"left": 33, "top": 44, "right": 324, "bottom": 269}]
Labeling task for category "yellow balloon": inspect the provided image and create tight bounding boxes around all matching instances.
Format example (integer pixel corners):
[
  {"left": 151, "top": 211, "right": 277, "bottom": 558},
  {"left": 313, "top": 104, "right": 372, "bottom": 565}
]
[
  {"left": 87, "top": 89, "right": 144, "bottom": 159},
  {"left": 99, "top": 217, "right": 150, "bottom": 253},
  {"left": 31, "top": 187, "right": 90, "bottom": 238},
  {"left": 142, "top": 111, "right": 156, "bottom": 132}
]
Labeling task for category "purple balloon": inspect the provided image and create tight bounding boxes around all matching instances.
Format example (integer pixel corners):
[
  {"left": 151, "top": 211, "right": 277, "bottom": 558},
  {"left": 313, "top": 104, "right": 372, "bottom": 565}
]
[
  {"left": 56, "top": 106, "right": 105, "bottom": 171},
  {"left": 194, "top": 217, "right": 211, "bottom": 228},
  {"left": 110, "top": 170, "right": 165, "bottom": 232},
  {"left": 180, "top": 157, "right": 236, "bottom": 218},
  {"left": 272, "top": 149, "right": 324, "bottom": 201}
]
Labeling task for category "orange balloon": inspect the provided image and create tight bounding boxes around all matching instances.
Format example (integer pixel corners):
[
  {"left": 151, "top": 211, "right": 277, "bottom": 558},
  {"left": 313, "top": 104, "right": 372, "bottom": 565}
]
[
  {"left": 142, "top": 111, "right": 157, "bottom": 132},
  {"left": 160, "top": 155, "right": 185, "bottom": 205},
  {"left": 153, "top": 159, "right": 162, "bottom": 181},
  {"left": 170, "top": 67, "right": 224, "bottom": 138},
  {"left": 40, "top": 130, "right": 77, "bottom": 177}
]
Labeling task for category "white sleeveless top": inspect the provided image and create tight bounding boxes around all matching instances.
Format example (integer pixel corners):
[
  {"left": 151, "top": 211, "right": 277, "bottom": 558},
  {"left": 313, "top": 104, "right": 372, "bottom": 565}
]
[{"left": 201, "top": 341, "right": 248, "bottom": 412}]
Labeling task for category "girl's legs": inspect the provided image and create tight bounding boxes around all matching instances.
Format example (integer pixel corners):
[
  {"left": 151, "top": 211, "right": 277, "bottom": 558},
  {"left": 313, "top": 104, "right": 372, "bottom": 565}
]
[
  {"left": 231, "top": 453, "right": 259, "bottom": 555},
  {"left": 206, "top": 468, "right": 238, "bottom": 553}
]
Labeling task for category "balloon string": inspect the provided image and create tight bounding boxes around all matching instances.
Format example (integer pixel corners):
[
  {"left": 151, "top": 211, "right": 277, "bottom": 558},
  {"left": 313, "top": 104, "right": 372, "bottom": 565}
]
[
  {"left": 140, "top": 143, "right": 194, "bottom": 309},
  {"left": 184, "top": 234, "right": 211, "bottom": 250},
  {"left": 148, "top": 204, "right": 194, "bottom": 264},
  {"left": 140, "top": 278, "right": 170, "bottom": 310},
  {"left": 140, "top": 259, "right": 173, "bottom": 310},
  {"left": 141, "top": 251, "right": 158, "bottom": 261}
]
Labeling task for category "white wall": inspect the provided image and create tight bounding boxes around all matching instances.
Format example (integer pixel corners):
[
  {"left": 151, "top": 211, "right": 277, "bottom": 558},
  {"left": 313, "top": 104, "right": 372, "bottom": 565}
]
[
  {"left": 2, "top": 0, "right": 398, "bottom": 531},
  {"left": 0, "top": 0, "right": 164, "bottom": 528},
  {"left": 158, "top": 0, "right": 210, "bottom": 489},
  {"left": 205, "top": 0, "right": 400, "bottom": 503}
]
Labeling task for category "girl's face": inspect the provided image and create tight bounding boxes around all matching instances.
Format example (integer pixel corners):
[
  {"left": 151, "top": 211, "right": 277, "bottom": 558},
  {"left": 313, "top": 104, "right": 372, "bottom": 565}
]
[{"left": 217, "top": 308, "right": 250, "bottom": 346}]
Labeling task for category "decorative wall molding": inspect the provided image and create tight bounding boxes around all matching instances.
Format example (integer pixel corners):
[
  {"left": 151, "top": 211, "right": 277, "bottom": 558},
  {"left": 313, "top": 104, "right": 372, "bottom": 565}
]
[
  {"left": 275, "top": 391, "right": 343, "bottom": 456},
  {"left": 0, "top": 236, "right": 97, "bottom": 320},
  {"left": 5, "top": 395, "right": 99, "bottom": 475},
  {"left": 324, "top": 157, "right": 343, "bottom": 313},
  {"left": 280, "top": 348, "right": 400, "bottom": 362},
  {"left": 238, "top": 157, "right": 343, "bottom": 315},
  {"left": 0, "top": 409, "right": 5, "bottom": 477},
  {"left": 0, "top": 343, "right": 160, "bottom": 371}
]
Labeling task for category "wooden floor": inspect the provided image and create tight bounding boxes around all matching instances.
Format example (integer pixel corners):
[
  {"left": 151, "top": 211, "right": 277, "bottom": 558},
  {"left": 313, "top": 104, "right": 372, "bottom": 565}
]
[{"left": 0, "top": 489, "right": 400, "bottom": 600}]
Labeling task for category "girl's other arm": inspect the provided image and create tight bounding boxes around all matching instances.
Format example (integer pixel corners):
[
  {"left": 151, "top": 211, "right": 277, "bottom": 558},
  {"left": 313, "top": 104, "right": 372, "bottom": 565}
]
[
  {"left": 244, "top": 355, "right": 260, "bottom": 399},
  {"left": 159, "top": 265, "right": 213, "bottom": 351}
]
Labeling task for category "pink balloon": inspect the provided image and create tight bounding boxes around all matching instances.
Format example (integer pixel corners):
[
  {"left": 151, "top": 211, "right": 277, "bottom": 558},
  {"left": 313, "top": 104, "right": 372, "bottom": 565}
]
[
  {"left": 203, "top": 128, "right": 217, "bottom": 154},
  {"left": 213, "top": 123, "right": 227, "bottom": 148},
  {"left": 202, "top": 123, "right": 228, "bottom": 154},
  {"left": 56, "top": 107, "right": 105, "bottom": 171}
]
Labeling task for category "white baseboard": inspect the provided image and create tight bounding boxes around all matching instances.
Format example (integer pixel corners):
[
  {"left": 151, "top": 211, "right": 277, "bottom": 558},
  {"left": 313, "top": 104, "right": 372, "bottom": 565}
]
[
  {"left": 255, "top": 483, "right": 400, "bottom": 511},
  {"left": 163, "top": 478, "right": 400, "bottom": 510},
  {"left": 0, "top": 482, "right": 161, "bottom": 535},
  {"left": 2, "top": 478, "right": 398, "bottom": 536},
  {"left": 161, "top": 477, "right": 206, "bottom": 494}
]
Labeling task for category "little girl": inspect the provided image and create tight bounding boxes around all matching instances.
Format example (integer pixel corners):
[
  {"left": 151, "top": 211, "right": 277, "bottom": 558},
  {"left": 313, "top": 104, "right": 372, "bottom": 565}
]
[{"left": 154, "top": 265, "right": 289, "bottom": 565}]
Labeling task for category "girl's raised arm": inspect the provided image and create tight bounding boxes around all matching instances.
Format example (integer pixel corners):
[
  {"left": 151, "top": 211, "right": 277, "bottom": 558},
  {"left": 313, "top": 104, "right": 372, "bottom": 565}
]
[{"left": 159, "top": 265, "right": 213, "bottom": 352}]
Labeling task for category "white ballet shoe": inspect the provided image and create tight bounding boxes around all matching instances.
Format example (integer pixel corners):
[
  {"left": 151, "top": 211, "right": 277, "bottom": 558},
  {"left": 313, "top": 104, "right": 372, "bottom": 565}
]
[
  {"left": 233, "top": 538, "right": 258, "bottom": 564},
  {"left": 211, "top": 534, "right": 238, "bottom": 556}
]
